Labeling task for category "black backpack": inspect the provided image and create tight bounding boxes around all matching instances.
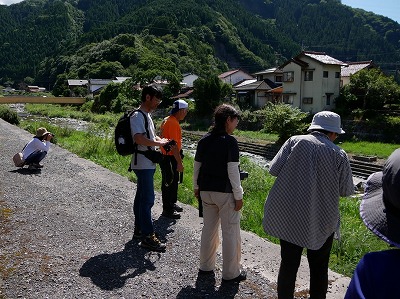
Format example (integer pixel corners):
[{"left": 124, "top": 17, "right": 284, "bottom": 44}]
[{"left": 115, "top": 109, "right": 147, "bottom": 156}]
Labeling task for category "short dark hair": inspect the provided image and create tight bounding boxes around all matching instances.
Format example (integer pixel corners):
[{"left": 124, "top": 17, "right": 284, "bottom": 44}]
[
  {"left": 311, "top": 129, "right": 331, "bottom": 135},
  {"left": 210, "top": 104, "right": 240, "bottom": 134},
  {"left": 141, "top": 85, "right": 162, "bottom": 102}
]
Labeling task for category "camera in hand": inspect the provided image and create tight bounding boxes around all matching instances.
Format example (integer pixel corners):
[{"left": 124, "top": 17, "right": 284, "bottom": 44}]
[
  {"left": 240, "top": 171, "right": 249, "bottom": 180},
  {"left": 163, "top": 139, "right": 177, "bottom": 152}
]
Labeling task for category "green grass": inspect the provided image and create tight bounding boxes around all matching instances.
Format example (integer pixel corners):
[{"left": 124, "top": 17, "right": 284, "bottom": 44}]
[
  {"left": 233, "top": 129, "right": 279, "bottom": 144},
  {"left": 339, "top": 141, "right": 399, "bottom": 159},
  {"left": 24, "top": 103, "right": 119, "bottom": 126},
  {"left": 331, "top": 196, "right": 390, "bottom": 275}
]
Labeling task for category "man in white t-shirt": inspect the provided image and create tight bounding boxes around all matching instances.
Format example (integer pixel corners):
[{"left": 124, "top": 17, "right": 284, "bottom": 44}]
[{"left": 130, "top": 85, "right": 169, "bottom": 252}]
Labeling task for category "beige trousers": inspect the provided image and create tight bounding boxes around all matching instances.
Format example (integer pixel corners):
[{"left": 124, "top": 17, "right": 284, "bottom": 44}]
[{"left": 199, "top": 191, "right": 242, "bottom": 280}]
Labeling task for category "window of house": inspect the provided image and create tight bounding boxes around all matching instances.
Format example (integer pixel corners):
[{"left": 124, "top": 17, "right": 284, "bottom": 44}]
[
  {"left": 303, "top": 97, "right": 313, "bottom": 104},
  {"left": 326, "top": 94, "right": 332, "bottom": 105},
  {"left": 335, "top": 72, "right": 340, "bottom": 78},
  {"left": 283, "top": 72, "right": 294, "bottom": 82},
  {"left": 323, "top": 71, "right": 328, "bottom": 78},
  {"left": 275, "top": 75, "right": 283, "bottom": 82},
  {"left": 304, "top": 71, "right": 313, "bottom": 81},
  {"left": 283, "top": 95, "right": 291, "bottom": 104}
]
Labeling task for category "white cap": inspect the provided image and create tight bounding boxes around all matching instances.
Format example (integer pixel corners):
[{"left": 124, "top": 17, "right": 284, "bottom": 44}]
[{"left": 170, "top": 99, "right": 188, "bottom": 115}]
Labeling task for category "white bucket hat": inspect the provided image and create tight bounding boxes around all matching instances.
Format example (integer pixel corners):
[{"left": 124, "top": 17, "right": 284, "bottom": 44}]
[
  {"left": 360, "top": 148, "right": 400, "bottom": 248},
  {"left": 307, "top": 111, "right": 345, "bottom": 134}
]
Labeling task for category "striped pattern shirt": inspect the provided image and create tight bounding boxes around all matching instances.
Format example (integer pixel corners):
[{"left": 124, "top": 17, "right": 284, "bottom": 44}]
[{"left": 263, "top": 132, "right": 354, "bottom": 250}]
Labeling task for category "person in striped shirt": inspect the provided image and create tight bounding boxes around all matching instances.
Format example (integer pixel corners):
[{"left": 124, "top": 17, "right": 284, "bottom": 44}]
[{"left": 263, "top": 111, "right": 354, "bottom": 299}]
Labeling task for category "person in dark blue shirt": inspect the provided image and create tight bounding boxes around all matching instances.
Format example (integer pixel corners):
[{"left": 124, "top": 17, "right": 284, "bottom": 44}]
[{"left": 345, "top": 148, "right": 400, "bottom": 299}]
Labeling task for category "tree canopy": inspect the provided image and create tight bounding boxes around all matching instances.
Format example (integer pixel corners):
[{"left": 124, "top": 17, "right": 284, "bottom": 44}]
[{"left": 336, "top": 68, "right": 400, "bottom": 114}]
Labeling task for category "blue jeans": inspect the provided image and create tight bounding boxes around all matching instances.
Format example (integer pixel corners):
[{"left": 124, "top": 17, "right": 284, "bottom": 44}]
[
  {"left": 133, "top": 169, "right": 156, "bottom": 237},
  {"left": 25, "top": 150, "right": 47, "bottom": 165}
]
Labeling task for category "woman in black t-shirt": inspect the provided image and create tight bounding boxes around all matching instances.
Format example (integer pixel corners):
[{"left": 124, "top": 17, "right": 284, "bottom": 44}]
[{"left": 193, "top": 104, "right": 246, "bottom": 283}]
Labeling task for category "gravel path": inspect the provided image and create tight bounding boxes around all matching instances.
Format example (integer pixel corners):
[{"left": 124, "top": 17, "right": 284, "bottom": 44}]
[{"left": 0, "top": 119, "right": 350, "bottom": 299}]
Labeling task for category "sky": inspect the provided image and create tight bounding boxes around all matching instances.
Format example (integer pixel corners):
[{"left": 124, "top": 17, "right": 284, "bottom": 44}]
[
  {"left": 341, "top": 0, "right": 400, "bottom": 23},
  {"left": 0, "top": 0, "right": 399, "bottom": 23}
]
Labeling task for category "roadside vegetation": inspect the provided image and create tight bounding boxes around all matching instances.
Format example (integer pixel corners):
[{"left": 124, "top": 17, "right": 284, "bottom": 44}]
[{"left": 12, "top": 101, "right": 398, "bottom": 278}]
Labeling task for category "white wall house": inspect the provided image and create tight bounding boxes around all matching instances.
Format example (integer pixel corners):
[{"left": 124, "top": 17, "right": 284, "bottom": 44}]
[
  {"left": 341, "top": 61, "right": 374, "bottom": 86},
  {"left": 280, "top": 51, "right": 347, "bottom": 113},
  {"left": 218, "top": 69, "right": 254, "bottom": 85},
  {"left": 181, "top": 73, "right": 199, "bottom": 88}
]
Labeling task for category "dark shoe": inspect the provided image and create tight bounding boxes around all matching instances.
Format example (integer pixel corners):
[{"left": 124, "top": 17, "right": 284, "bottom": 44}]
[
  {"left": 198, "top": 269, "right": 214, "bottom": 275},
  {"left": 133, "top": 228, "right": 142, "bottom": 239},
  {"left": 222, "top": 271, "right": 247, "bottom": 283},
  {"left": 173, "top": 204, "right": 183, "bottom": 212},
  {"left": 32, "top": 163, "right": 44, "bottom": 168},
  {"left": 28, "top": 164, "right": 39, "bottom": 170},
  {"left": 140, "top": 233, "right": 166, "bottom": 252},
  {"left": 162, "top": 210, "right": 181, "bottom": 219}
]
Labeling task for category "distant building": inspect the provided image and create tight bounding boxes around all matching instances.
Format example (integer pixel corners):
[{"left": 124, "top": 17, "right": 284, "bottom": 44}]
[
  {"left": 2, "top": 86, "right": 15, "bottom": 93},
  {"left": 218, "top": 69, "right": 254, "bottom": 85},
  {"left": 280, "top": 51, "right": 347, "bottom": 113},
  {"left": 233, "top": 79, "right": 281, "bottom": 108},
  {"left": 67, "top": 77, "right": 132, "bottom": 97},
  {"left": 341, "top": 61, "right": 375, "bottom": 86},
  {"left": 171, "top": 88, "right": 194, "bottom": 101},
  {"left": 252, "top": 67, "right": 283, "bottom": 86},
  {"left": 181, "top": 73, "right": 199, "bottom": 88},
  {"left": 27, "top": 85, "right": 46, "bottom": 92}
]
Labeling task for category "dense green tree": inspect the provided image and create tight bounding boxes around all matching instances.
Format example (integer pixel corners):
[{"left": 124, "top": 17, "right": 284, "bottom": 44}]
[
  {"left": 23, "top": 77, "right": 35, "bottom": 85},
  {"left": 336, "top": 69, "right": 400, "bottom": 114},
  {"left": 52, "top": 74, "right": 70, "bottom": 97},
  {"left": 92, "top": 82, "right": 120, "bottom": 113},
  {"left": 193, "top": 75, "right": 232, "bottom": 116},
  {"left": 88, "top": 61, "right": 126, "bottom": 79}
]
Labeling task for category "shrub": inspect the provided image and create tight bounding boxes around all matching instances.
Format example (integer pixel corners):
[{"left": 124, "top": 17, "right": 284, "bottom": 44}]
[
  {"left": 0, "top": 105, "right": 20, "bottom": 125},
  {"left": 260, "top": 103, "right": 309, "bottom": 143},
  {"left": 80, "top": 99, "right": 94, "bottom": 112},
  {"left": 239, "top": 110, "right": 264, "bottom": 131}
]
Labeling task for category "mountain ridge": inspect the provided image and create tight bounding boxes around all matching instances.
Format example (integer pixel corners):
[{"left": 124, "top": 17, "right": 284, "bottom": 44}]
[{"left": 0, "top": 0, "right": 399, "bottom": 88}]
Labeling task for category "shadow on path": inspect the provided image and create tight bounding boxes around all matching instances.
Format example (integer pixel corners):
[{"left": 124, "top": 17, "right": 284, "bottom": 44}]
[
  {"left": 176, "top": 273, "right": 240, "bottom": 299},
  {"left": 9, "top": 168, "right": 42, "bottom": 175},
  {"left": 79, "top": 215, "right": 177, "bottom": 291}
]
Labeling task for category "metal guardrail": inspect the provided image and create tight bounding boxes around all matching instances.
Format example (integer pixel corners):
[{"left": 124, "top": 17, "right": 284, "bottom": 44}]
[
  {"left": 183, "top": 131, "right": 384, "bottom": 179},
  {"left": 0, "top": 96, "right": 85, "bottom": 104}
]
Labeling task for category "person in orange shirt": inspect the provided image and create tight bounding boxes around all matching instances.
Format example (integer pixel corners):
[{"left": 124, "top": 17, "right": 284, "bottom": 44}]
[{"left": 160, "top": 99, "right": 188, "bottom": 219}]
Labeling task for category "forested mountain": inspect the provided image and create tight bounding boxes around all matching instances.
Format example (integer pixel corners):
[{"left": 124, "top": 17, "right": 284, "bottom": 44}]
[{"left": 0, "top": 0, "right": 399, "bottom": 89}]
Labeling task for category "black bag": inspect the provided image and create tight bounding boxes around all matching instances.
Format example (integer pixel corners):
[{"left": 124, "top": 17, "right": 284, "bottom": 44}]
[
  {"left": 115, "top": 110, "right": 136, "bottom": 156},
  {"left": 142, "top": 150, "right": 164, "bottom": 164},
  {"left": 115, "top": 109, "right": 148, "bottom": 156}
]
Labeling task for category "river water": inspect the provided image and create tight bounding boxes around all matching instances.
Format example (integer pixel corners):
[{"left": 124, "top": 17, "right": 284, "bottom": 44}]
[{"left": 10, "top": 103, "right": 91, "bottom": 132}]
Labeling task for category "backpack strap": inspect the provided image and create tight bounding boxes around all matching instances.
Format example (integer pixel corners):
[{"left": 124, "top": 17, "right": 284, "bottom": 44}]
[
  {"left": 132, "top": 109, "right": 152, "bottom": 165},
  {"left": 134, "top": 109, "right": 151, "bottom": 150}
]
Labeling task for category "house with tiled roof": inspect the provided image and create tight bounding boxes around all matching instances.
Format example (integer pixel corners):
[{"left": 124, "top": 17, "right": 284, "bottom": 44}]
[
  {"left": 234, "top": 80, "right": 279, "bottom": 108},
  {"left": 280, "top": 51, "right": 347, "bottom": 113},
  {"left": 253, "top": 67, "right": 283, "bottom": 86},
  {"left": 218, "top": 69, "right": 254, "bottom": 85},
  {"left": 341, "top": 61, "right": 375, "bottom": 86}
]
